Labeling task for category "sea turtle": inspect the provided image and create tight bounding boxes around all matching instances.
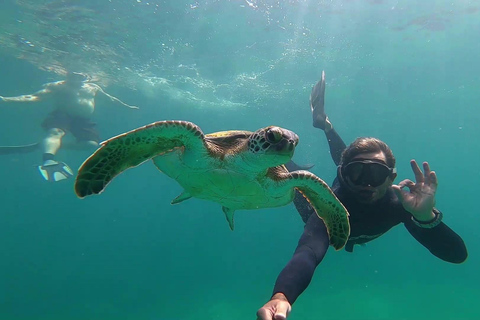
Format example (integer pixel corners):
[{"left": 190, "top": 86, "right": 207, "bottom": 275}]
[{"left": 74, "top": 120, "right": 350, "bottom": 250}]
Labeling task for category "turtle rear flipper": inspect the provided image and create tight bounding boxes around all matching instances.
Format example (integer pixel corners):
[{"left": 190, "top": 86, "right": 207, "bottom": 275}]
[
  {"left": 75, "top": 120, "right": 207, "bottom": 198},
  {"left": 286, "top": 170, "right": 350, "bottom": 250}
]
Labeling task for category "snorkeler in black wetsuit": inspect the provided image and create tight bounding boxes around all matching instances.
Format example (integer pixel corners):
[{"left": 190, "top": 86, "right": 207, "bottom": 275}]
[{"left": 256, "top": 71, "right": 468, "bottom": 320}]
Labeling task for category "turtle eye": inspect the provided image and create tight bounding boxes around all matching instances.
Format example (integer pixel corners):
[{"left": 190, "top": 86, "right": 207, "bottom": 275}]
[{"left": 266, "top": 128, "right": 281, "bottom": 143}]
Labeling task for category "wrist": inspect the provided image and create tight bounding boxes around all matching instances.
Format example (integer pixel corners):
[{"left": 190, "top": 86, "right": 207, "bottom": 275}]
[
  {"left": 271, "top": 292, "right": 288, "bottom": 302},
  {"left": 412, "top": 209, "right": 435, "bottom": 222},
  {"left": 411, "top": 208, "right": 443, "bottom": 229}
]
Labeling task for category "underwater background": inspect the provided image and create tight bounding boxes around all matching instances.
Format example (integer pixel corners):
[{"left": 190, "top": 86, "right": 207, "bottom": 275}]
[{"left": 0, "top": 0, "right": 479, "bottom": 319}]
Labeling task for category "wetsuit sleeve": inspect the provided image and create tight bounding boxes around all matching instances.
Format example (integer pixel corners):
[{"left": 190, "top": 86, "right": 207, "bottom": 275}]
[
  {"left": 325, "top": 128, "right": 346, "bottom": 166},
  {"left": 404, "top": 216, "right": 468, "bottom": 264},
  {"left": 272, "top": 214, "right": 330, "bottom": 304}
]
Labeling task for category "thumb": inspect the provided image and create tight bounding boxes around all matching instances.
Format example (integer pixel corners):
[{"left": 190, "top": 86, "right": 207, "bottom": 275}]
[
  {"left": 391, "top": 185, "right": 405, "bottom": 202},
  {"left": 274, "top": 303, "right": 291, "bottom": 320}
]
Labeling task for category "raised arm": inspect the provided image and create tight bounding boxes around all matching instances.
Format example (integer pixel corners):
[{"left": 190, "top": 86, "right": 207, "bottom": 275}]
[
  {"left": 404, "top": 218, "right": 467, "bottom": 263},
  {"left": 393, "top": 160, "right": 467, "bottom": 263},
  {"left": 310, "top": 71, "right": 346, "bottom": 166},
  {"left": 0, "top": 83, "right": 54, "bottom": 103},
  {"left": 93, "top": 84, "right": 138, "bottom": 109}
]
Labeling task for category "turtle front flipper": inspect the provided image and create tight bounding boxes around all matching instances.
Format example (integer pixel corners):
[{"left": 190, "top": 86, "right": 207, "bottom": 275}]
[
  {"left": 75, "top": 120, "right": 207, "bottom": 198},
  {"left": 285, "top": 170, "right": 350, "bottom": 250}
]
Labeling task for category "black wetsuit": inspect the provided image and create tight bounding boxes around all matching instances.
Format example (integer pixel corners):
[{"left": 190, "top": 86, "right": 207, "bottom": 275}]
[{"left": 276, "top": 129, "right": 468, "bottom": 304}]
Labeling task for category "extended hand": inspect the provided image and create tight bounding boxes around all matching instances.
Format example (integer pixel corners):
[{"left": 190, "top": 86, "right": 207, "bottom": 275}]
[
  {"left": 256, "top": 294, "right": 291, "bottom": 320},
  {"left": 392, "top": 160, "right": 437, "bottom": 221},
  {"left": 128, "top": 105, "right": 139, "bottom": 109}
]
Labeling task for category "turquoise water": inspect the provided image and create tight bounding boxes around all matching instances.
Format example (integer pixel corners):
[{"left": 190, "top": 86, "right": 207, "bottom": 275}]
[{"left": 0, "top": 0, "right": 478, "bottom": 319}]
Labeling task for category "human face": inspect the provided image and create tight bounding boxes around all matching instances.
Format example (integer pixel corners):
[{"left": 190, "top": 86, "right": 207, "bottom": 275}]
[
  {"left": 342, "top": 151, "right": 396, "bottom": 203},
  {"left": 66, "top": 72, "right": 87, "bottom": 88}
]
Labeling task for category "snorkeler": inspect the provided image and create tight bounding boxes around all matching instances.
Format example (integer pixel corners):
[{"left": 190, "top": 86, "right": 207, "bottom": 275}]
[
  {"left": 256, "top": 71, "right": 467, "bottom": 320},
  {"left": 0, "top": 72, "right": 138, "bottom": 182}
]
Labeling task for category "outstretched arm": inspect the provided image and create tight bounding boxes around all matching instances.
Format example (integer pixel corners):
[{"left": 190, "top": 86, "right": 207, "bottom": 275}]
[
  {"left": 310, "top": 71, "right": 346, "bottom": 166},
  {"left": 0, "top": 84, "right": 54, "bottom": 103},
  {"left": 272, "top": 214, "right": 330, "bottom": 304},
  {"left": 93, "top": 84, "right": 138, "bottom": 109},
  {"left": 256, "top": 213, "right": 330, "bottom": 320}
]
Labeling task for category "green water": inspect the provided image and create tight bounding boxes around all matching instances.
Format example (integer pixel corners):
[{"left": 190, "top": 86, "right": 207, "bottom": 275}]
[{"left": 0, "top": 0, "right": 478, "bottom": 319}]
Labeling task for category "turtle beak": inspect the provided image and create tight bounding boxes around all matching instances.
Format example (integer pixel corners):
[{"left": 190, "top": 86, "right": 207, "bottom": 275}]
[
  {"left": 291, "top": 133, "right": 299, "bottom": 146},
  {"left": 283, "top": 132, "right": 298, "bottom": 153},
  {"left": 287, "top": 132, "right": 299, "bottom": 149}
]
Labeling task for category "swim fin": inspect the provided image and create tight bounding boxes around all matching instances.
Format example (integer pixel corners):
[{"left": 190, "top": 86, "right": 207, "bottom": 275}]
[
  {"left": 310, "top": 71, "right": 331, "bottom": 130},
  {"left": 285, "top": 160, "right": 315, "bottom": 171},
  {"left": 0, "top": 142, "right": 40, "bottom": 155},
  {"left": 38, "top": 160, "right": 74, "bottom": 182}
]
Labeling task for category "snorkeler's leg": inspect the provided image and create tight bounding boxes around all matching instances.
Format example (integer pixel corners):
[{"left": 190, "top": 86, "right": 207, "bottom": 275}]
[
  {"left": 310, "top": 70, "right": 332, "bottom": 130},
  {"left": 310, "top": 71, "right": 346, "bottom": 166},
  {"left": 38, "top": 128, "right": 73, "bottom": 182},
  {"left": 42, "top": 127, "right": 64, "bottom": 157},
  {"left": 64, "top": 118, "right": 100, "bottom": 150}
]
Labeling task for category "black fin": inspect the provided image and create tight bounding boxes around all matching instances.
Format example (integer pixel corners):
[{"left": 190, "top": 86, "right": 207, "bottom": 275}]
[{"left": 0, "top": 142, "right": 40, "bottom": 155}]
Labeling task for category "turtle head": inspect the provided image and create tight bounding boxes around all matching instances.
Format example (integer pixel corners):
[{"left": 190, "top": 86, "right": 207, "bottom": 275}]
[{"left": 247, "top": 126, "right": 299, "bottom": 168}]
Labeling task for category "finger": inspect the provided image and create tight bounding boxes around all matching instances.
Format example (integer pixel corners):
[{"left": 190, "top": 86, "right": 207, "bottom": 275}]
[
  {"left": 422, "top": 161, "right": 431, "bottom": 174},
  {"left": 423, "top": 162, "right": 432, "bottom": 183},
  {"left": 274, "top": 306, "right": 289, "bottom": 320},
  {"left": 428, "top": 171, "right": 438, "bottom": 189},
  {"left": 392, "top": 179, "right": 415, "bottom": 200},
  {"left": 423, "top": 162, "right": 438, "bottom": 187},
  {"left": 391, "top": 185, "right": 406, "bottom": 202},
  {"left": 256, "top": 308, "right": 271, "bottom": 320},
  {"left": 397, "top": 179, "right": 415, "bottom": 190},
  {"left": 410, "top": 159, "right": 424, "bottom": 183}
]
